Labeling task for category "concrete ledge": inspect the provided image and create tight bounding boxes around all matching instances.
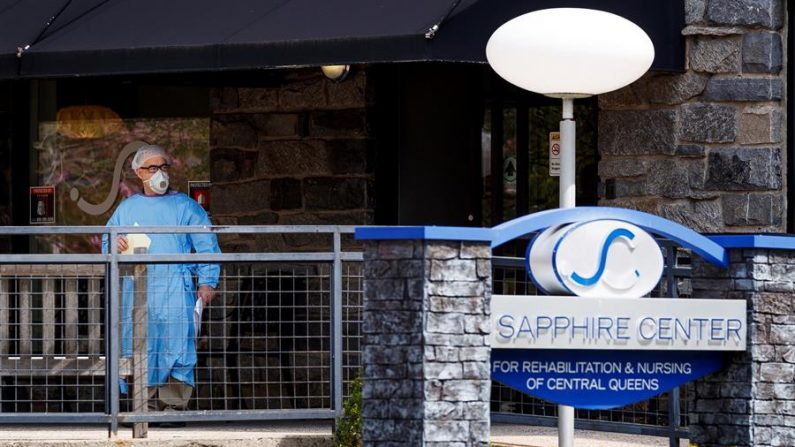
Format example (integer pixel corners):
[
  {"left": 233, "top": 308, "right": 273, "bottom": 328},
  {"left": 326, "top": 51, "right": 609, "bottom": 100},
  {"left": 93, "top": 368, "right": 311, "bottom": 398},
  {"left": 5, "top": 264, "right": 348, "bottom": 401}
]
[{"left": 0, "top": 422, "right": 332, "bottom": 447}]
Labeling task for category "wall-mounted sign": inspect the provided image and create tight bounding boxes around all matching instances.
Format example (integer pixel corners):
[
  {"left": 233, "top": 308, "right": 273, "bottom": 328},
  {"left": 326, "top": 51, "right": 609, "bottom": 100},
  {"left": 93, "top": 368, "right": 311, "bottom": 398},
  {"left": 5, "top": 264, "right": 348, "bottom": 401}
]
[
  {"left": 189, "top": 181, "right": 211, "bottom": 213},
  {"left": 30, "top": 186, "right": 56, "bottom": 224},
  {"left": 549, "top": 131, "right": 560, "bottom": 177}
]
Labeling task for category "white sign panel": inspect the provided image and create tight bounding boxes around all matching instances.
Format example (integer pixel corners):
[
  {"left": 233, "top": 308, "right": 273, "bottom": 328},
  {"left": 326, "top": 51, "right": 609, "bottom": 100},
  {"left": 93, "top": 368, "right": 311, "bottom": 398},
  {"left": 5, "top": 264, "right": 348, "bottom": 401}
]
[
  {"left": 491, "top": 295, "right": 747, "bottom": 351},
  {"left": 549, "top": 131, "right": 560, "bottom": 177}
]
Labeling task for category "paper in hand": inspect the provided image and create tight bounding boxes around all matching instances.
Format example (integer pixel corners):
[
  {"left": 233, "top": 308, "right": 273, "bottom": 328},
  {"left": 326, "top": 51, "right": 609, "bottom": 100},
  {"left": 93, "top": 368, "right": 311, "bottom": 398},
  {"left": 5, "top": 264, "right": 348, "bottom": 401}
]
[
  {"left": 194, "top": 298, "right": 204, "bottom": 338},
  {"left": 122, "top": 223, "right": 151, "bottom": 255}
]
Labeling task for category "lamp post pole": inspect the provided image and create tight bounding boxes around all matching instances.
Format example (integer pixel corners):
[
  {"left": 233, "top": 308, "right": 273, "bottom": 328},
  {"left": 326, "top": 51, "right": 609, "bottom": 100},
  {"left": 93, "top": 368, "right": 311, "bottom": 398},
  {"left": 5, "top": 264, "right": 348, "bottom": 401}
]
[
  {"left": 557, "top": 96, "right": 576, "bottom": 447},
  {"left": 559, "top": 98, "right": 576, "bottom": 209}
]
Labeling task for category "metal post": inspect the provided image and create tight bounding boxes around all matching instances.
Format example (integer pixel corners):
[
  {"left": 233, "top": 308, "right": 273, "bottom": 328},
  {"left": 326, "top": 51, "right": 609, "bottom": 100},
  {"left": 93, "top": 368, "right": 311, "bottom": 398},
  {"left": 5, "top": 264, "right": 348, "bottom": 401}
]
[
  {"left": 559, "top": 98, "right": 576, "bottom": 209},
  {"left": 558, "top": 97, "right": 576, "bottom": 447},
  {"left": 667, "top": 241, "right": 682, "bottom": 447},
  {"left": 558, "top": 405, "right": 575, "bottom": 447},
  {"left": 331, "top": 230, "right": 344, "bottom": 422},
  {"left": 668, "top": 387, "right": 681, "bottom": 447},
  {"left": 104, "top": 262, "right": 111, "bottom": 438},
  {"left": 108, "top": 229, "right": 120, "bottom": 437},
  {"left": 132, "top": 261, "right": 149, "bottom": 438}
]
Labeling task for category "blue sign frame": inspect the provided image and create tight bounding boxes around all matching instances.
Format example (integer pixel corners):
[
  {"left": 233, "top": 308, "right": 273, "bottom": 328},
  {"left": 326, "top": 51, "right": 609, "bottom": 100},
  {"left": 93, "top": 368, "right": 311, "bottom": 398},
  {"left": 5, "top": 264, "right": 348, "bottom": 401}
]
[{"left": 356, "top": 206, "right": 728, "bottom": 268}]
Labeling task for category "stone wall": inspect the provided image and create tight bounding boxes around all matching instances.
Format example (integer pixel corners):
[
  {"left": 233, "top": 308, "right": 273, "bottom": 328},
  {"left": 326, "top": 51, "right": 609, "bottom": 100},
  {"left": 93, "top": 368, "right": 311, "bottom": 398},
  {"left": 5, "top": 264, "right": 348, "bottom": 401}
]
[
  {"left": 690, "top": 248, "right": 795, "bottom": 446},
  {"left": 599, "top": 0, "right": 786, "bottom": 233},
  {"left": 362, "top": 240, "right": 492, "bottom": 446},
  {"left": 209, "top": 68, "right": 374, "bottom": 251}
]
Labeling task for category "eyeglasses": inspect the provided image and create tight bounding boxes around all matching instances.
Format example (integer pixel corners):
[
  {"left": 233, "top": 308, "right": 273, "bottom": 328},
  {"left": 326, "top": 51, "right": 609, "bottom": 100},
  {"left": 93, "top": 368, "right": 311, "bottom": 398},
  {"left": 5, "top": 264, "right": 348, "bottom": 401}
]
[{"left": 139, "top": 164, "right": 170, "bottom": 174}]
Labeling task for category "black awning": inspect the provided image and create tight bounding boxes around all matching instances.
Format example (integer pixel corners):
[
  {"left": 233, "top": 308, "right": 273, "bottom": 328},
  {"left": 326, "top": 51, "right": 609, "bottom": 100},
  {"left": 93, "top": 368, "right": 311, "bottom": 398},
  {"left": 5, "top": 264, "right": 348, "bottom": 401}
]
[
  {"left": 0, "top": 0, "right": 72, "bottom": 79},
  {"left": 1, "top": 0, "right": 684, "bottom": 79}
]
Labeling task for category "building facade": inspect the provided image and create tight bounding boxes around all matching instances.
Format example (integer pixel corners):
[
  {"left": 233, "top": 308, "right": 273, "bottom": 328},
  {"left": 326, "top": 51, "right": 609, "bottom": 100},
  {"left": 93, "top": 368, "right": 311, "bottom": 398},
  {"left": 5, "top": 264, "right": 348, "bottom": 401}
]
[
  {"left": 0, "top": 0, "right": 789, "bottom": 443},
  {"left": 0, "top": 1, "right": 788, "bottom": 250}
]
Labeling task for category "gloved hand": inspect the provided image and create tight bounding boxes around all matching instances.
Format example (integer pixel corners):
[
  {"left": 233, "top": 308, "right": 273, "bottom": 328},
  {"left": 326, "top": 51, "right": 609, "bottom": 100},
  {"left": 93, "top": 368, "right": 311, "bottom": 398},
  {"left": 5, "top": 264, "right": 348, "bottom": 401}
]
[{"left": 197, "top": 284, "right": 216, "bottom": 305}]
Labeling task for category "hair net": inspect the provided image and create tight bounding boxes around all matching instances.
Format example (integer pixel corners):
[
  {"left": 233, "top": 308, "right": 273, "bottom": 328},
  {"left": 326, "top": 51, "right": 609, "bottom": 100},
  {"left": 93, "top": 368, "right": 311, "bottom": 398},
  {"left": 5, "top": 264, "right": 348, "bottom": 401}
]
[{"left": 131, "top": 144, "right": 171, "bottom": 170}]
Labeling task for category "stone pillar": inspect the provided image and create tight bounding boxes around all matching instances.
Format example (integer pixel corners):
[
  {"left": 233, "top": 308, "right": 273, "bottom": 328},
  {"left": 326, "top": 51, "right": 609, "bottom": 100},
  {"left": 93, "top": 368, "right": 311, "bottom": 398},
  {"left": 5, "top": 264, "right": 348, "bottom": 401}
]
[
  {"left": 362, "top": 240, "right": 491, "bottom": 447},
  {"left": 691, "top": 248, "right": 795, "bottom": 446}
]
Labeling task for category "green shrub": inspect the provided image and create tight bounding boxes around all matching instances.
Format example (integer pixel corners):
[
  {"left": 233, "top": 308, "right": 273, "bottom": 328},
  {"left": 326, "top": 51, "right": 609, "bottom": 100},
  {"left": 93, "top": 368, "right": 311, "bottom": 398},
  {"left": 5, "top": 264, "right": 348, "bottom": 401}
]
[{"left": 334, "top": 375, "right": 363, "bottom": 447}]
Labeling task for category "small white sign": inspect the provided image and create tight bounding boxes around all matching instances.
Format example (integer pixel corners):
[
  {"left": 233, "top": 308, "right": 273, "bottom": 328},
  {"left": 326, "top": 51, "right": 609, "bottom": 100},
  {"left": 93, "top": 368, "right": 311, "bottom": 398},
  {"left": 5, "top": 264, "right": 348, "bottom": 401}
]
[
  {"left": 503, "top": 156, "right": 517, "bottom": 183},
  {"left": 549, "top": 131, "right": 560, "bottom": 177},
  {"left": 491, "top": 295, "right": 747, "bottom": 351}
]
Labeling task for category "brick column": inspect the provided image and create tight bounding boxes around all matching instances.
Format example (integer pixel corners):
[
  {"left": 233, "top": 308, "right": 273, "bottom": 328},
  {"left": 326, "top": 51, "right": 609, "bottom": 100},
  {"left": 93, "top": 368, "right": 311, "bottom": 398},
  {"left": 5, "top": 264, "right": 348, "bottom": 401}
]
[
  {"left": 362, "top": 240, "right": 491, "bottom": 447},
  {"left": 691, "top": 249, "right": 795, "bottom": 446}
]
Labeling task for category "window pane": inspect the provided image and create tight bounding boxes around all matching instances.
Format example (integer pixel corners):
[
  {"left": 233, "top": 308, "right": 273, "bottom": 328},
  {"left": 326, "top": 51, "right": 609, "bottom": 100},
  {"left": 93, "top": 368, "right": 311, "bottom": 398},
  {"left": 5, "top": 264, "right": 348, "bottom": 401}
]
[{"left": 482, "top": 96, "right": 599, "bottom": 227}]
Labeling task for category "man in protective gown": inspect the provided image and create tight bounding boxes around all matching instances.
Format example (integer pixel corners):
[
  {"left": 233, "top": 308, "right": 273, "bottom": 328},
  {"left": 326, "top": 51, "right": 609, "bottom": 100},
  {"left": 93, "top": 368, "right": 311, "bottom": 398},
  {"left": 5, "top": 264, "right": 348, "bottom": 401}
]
[{"left": 103, "top": 143, "right": 220, "bottom": 412}]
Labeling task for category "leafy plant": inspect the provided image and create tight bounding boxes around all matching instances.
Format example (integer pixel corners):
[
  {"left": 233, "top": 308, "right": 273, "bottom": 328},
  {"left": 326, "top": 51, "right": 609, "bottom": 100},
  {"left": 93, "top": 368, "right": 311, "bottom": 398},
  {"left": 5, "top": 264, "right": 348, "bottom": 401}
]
[{"left": 334, "top": 375, "right": 363, "bottom": 447}]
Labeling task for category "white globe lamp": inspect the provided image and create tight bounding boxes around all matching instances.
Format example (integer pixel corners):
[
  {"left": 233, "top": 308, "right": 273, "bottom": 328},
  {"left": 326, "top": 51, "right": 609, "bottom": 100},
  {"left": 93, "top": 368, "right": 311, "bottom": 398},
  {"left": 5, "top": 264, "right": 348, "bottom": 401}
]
[
  {"left": 486, "top": 8, "right": 654, "bottom": 447},
  {"left": 487, "top": 7, "right": 654, "bottom": 209},
  {"left": 486, "top": 8, "right": 654, "bottom": 97}
]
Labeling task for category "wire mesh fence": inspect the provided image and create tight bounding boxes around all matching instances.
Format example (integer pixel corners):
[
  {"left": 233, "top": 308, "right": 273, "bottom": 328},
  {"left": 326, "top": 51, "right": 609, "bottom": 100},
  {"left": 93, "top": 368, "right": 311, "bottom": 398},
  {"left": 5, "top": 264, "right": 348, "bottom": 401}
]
[
  {"left": 110, "top": 262, "right": 351, "bottom": 415},
  {"left": 0, "top": 261, "right": 360, "bottom": 416},
  {"left": 341, "top": 262, "right": 363, "bottom": 396},
  {"left": 0, "top": 265, "right": 106, "bottom": 414},
  {"left": 0, "top": 225, "right": 361, "bottom": 432}
]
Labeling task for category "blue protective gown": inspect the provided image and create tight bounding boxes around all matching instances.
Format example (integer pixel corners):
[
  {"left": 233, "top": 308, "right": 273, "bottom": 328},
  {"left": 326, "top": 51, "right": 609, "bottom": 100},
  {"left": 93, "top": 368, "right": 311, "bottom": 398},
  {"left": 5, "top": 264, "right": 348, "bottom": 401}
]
[{"left": 103, "top": 191, "right": 220, "bottom": 387}]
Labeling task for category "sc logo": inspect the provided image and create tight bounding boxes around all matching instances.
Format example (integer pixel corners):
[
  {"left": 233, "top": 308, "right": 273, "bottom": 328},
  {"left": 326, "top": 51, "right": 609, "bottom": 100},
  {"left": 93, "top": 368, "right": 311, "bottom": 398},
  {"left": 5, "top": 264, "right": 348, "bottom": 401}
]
[{"left": 526, "top": 219, "right": 664, "bottom": 298}]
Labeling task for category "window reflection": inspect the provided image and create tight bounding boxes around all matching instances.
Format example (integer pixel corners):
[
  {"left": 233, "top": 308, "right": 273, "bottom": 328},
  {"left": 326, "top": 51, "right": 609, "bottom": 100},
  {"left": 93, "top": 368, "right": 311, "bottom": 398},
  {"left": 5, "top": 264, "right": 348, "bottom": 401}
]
[
  {"left": 481, "top": 98, "right": 599, "bottom": 228},
  {"left": 34, "top": 117, "right": 209, "bottom": 252}
]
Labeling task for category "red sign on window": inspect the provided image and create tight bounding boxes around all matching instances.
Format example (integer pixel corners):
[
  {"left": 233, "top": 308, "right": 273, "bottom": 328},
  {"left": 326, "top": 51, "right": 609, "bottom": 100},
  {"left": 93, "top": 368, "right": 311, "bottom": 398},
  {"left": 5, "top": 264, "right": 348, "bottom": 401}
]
[
  {"left": 189, "top": 181, "right": 211, "bottom": 214},
  {"left": 30, "top": 186, "right": 56, "bottom": 224}
]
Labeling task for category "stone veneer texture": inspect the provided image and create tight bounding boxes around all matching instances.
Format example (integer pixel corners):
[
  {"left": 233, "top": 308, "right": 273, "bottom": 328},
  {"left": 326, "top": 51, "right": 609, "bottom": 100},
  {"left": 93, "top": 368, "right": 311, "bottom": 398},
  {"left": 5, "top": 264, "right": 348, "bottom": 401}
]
[
  {"left": 362, "top": 240, "right": 492, "bottom": 446},
  {"left": 690, "top": 249, "right": 795, "bottom": 446},
  {"left": 208, "top": 68, "right": 374, "bottom": 252},
  {"left": 598, "top": 0, "right": 786, "bottom": 233}
]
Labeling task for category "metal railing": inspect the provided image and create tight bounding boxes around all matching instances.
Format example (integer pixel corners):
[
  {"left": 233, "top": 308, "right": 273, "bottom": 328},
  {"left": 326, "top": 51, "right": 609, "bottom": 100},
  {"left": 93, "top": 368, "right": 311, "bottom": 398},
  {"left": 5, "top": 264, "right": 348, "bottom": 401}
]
[{"left": 0, "top": 225, "right": 362, "bottom": 436}]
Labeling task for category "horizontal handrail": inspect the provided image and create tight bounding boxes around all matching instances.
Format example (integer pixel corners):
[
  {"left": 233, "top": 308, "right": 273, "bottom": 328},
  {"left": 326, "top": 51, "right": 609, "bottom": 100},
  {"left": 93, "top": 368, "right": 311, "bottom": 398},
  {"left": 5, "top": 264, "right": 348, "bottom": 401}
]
[
  {"left": 0, "top": 252, "right": 363, "bottom": 264},
  {"left": 0, "top": 225, "right": 357, "bottom": 235}
]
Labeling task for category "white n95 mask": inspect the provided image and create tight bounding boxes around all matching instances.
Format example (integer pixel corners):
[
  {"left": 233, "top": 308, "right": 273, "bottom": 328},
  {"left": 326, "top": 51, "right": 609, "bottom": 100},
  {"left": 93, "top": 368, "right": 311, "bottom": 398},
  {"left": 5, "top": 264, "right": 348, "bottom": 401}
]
[{"left": 147, "top": 170, "right": 169, "bottom": 194}]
